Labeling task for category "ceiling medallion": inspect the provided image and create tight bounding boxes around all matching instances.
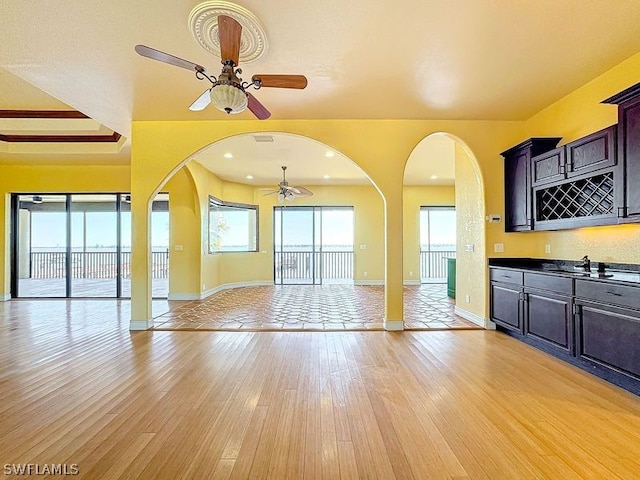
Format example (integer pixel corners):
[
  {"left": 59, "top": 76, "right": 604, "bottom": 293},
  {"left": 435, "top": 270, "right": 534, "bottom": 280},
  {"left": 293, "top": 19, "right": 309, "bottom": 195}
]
[{"left": 188, "top": 1, "right": 268, "bottom": 64}]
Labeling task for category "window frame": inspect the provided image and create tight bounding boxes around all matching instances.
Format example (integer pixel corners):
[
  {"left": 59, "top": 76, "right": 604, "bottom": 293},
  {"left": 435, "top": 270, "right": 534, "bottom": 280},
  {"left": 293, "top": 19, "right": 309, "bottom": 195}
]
[{"left": 208, "top": 195, "right": 259, "bottom": 254}]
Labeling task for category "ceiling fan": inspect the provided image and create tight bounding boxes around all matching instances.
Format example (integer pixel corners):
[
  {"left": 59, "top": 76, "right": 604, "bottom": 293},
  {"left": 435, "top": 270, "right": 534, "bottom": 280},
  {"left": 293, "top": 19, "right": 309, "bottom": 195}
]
[
  {"left": 262, "top": 166, "right": 313, "bottom": 203},
  {"left": 134, "top": 15, "right": 307, "bottom": 120}
]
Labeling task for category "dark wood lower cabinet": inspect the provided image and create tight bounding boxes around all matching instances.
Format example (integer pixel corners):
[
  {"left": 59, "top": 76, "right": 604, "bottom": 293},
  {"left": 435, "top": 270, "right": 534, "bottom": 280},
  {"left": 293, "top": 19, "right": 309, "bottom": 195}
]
[
  {"left": 524, "top": 290, "right": 573, "bottom": 353},
  {"left": 576, "top": 301, "right": 640, "bottom": 380},
  {"left": 490, "top": 282, "right": 522, "bottom": 332}
]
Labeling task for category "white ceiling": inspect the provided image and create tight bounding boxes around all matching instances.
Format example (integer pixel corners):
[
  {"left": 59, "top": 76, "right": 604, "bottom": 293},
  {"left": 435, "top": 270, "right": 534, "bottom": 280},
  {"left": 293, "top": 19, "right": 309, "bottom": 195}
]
[{"left": 2, "top": 0, "right": 640, "bottom": 182}]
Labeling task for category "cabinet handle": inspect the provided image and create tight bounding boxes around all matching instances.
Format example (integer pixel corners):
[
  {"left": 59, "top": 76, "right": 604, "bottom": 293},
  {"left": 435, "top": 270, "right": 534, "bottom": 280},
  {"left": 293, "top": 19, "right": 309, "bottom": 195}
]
[{"left": 606, "top": 291, "right": 622, "bottom": 297}]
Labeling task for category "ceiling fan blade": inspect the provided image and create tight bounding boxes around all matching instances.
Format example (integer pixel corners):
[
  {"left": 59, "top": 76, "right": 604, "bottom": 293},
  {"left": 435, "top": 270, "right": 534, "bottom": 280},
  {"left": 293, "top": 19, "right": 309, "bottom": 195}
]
[
  {"left": 247, "top": 93, "right": 271, "bottom": 120},
  {"left": 252, "top": 74, "right": 308, "bottom": 89},
  {"left": 295, "top": 186, "right": 313, "bottom": 197},
  {"left": 188, "top": 89, "right": 212, "bottom": 111},
  {"left": 135, "top": 45, "right": 205, "bottom": 73},
  {"left": 218, "top": 15, "right": 242, "bottom": 65},
  {"left": 261, "top": 190, "right": 279, "bottom": 196}
]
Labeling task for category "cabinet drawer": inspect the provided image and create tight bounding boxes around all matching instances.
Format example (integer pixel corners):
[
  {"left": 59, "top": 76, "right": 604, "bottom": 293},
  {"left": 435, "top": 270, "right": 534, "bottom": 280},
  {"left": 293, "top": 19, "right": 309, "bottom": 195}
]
[
  {"left": 524, "top": 272, "right": 572, "bottom": 295},
  {"left": 575, "top": 279, "right": 640, "bottom": 310},
  {"left": 490, "top": 268, "right": 523, "bottom": 285}
]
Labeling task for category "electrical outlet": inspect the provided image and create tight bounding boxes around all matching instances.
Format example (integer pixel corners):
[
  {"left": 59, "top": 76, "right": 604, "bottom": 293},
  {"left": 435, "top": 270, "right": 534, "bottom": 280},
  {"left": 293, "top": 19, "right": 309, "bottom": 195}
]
[
  {"left": 363, "top": 271, "right": 368, "bottom": 277},
  {"left": 465, "top": 294, "right": 470, "bottom": 303},
  {"left": 494, "top": 243, "right": 504, "bottom": 253},
  {"left": 545, "top": 244, "right": 551, "bottom": 254},
  {"left": 465, "top": 244, "right": 474, "bottom": 252},
  {"left": 409, "top": 271, "right": 413, "bottom": 277}
]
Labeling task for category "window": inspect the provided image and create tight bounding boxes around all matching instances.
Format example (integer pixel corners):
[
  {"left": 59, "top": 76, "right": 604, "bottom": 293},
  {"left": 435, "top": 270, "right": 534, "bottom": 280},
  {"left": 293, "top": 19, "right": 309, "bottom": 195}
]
[{"left": 208, "top": 196, "right": 258, "bottom": 253}]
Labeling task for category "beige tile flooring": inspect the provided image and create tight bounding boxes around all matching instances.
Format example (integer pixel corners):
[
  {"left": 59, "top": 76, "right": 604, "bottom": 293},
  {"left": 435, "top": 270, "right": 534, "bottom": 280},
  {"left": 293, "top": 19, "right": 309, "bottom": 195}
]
[{"left": 152, "top": 283, "right": 481, "bottom": 331}]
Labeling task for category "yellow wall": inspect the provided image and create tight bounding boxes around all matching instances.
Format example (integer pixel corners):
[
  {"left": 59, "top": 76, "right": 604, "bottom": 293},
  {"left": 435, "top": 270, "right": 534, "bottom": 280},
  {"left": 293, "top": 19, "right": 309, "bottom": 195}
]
[
  {"left": 402, "top": 186, "right": 455, "bottom": 282},
  {"left": 164, "top": 166, "right": 202, "bottom": 297},
  {"left": 454, "top": 143, "right": 486, "bottom": 320}
]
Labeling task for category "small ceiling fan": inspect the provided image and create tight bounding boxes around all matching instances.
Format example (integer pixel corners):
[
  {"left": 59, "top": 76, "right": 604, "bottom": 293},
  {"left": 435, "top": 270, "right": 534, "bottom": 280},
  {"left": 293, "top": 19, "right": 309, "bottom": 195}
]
[
  {"left": 135, "top": 15, "right": 307, "bottom": 119},
  {"left": 262, "top": 166, "right": 313, "bottom": 203}
]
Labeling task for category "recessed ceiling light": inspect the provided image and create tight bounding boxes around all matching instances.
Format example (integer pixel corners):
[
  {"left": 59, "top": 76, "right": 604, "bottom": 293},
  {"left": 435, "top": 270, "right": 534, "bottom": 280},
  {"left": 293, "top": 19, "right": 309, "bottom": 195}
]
[
  {"left": 323, "top": 174, "right": 330, "bottom": 179},
  {"left": 224, "top": 153, "right": 233, "bottom": 159},
  {"left": 325, "top": 151, "right": 335, "bottom": 158},
  {"left": 245, "top": 175, "right": 254, "bottom": 180},
  {"left": 430, "top": 175, "right": 438, "bottom": 180}
]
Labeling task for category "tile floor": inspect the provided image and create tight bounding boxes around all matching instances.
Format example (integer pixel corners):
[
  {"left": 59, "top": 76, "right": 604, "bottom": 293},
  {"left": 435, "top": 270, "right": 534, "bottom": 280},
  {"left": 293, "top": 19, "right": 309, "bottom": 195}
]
[{"left": 152, "top": 284, "right": 481, "bottom": 331}]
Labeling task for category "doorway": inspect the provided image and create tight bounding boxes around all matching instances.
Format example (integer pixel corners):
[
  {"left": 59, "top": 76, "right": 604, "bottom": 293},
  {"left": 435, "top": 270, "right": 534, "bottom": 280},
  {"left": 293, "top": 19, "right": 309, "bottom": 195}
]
[
  {"left": 419, "top": 206, "right": 456, "bottom": 283},
  {"left": 273, "top": 206, "right": 354, "bottom": 285}
]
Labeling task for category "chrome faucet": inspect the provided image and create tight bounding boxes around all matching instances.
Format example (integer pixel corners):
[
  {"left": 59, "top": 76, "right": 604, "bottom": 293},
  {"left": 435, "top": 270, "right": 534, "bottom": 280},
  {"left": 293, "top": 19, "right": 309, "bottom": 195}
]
[{"left": 579, "top": 255, "right": 591, "bottom": 272}]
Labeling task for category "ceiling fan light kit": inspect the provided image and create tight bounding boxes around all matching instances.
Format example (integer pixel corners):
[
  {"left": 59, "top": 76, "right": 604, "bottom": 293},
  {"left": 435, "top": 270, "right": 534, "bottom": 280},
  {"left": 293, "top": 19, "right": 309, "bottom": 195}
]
[
  {"left": 210, "top": 81, "right": 248, "bottom": 114},
  {"left": 135, "top": 3, "right": 307, "bottom": 119}
]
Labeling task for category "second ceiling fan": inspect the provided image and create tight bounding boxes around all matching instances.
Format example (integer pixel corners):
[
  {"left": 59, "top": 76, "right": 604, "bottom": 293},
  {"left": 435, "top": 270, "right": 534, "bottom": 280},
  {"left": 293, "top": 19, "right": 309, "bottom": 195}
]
[{"left": 135, "top": 15, "right": 307, "bottom": 119}]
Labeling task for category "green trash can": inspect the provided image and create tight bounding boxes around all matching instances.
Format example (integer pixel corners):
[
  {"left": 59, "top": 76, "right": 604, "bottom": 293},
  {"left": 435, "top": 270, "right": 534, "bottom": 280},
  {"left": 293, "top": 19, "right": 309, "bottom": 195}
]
[{"left": 446, "top": 257, "right": 456, "bottom": 298}]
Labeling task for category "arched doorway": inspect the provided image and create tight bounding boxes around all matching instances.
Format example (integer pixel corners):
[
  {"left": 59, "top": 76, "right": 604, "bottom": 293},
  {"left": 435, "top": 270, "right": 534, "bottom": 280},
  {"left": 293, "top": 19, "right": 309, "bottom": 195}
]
[
  {"left": 402, "top": 133, "right": 487, "bottom": 329},
  {"left": 145, "top": 132, "right": 393, "bottom": 331}
]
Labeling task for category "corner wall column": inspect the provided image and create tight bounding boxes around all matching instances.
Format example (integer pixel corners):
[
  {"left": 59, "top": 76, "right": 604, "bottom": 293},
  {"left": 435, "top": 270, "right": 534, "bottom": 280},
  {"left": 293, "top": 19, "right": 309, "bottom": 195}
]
[
  {"left": 384, "top": 191, "right": 404, "bottom": 331},
  {"left": 130, "top": 194, "right": 153, "bottom": 330}
]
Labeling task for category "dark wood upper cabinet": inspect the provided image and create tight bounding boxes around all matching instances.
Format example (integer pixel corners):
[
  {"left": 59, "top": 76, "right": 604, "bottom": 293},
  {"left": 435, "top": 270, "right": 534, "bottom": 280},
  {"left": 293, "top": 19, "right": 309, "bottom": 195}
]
[
  {"left": 603, "top": 83, "right": 640, "bottom": 222},
  {"left": 501, "top": 138, "right": 561, "bottom": 232},
  {"left": 532, "top": 147, "right": 565, "bottom": 187},
  {"left": 566, "top": 125, "right": 617, "bottom": 177},
  {"left": 531, "top": 126, "right": 616, "bottom": 187}
]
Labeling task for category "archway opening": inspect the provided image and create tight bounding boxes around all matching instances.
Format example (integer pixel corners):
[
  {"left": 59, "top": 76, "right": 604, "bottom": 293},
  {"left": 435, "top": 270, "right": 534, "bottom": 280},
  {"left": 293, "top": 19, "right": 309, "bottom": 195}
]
[
  {"left": 147, "top": 132, "right": 392, "bottom": 331},
  {"left": 402, "top": 132, "right": 486, "bottom": 329}
]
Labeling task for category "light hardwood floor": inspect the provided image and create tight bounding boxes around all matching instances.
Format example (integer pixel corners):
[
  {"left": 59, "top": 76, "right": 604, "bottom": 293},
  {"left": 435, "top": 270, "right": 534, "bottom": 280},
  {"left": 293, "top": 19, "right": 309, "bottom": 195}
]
[{"left": 1, "top": 300, "right": 640, "bottom": 479}]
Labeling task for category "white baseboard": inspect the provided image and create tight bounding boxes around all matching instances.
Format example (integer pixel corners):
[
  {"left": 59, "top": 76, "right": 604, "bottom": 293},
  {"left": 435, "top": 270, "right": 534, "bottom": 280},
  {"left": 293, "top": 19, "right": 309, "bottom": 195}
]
[
  {"left": 354, "top": 280, "right": 384, "bottom": 286},
  {"left": 454, "top": 306, "right": 487, "bottom": 328},
  {"left": 129, "top": 320, "right": 153, "bottom": 330},
  {"left": 168, "top": 280, "right": 272, "bottom": 301},
  {"left": 384, "top": 319, "right": 405, "bottom": 331},
  {"left": 403, "top": 280, "right": 421, "bottom": 286}
]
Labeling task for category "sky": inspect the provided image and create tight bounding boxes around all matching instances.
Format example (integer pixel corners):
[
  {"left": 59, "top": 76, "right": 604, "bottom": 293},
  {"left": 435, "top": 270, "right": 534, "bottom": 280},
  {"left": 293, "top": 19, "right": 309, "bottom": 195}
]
[{"left": 28, "top": 211, "right": 169, "bottom": 250}]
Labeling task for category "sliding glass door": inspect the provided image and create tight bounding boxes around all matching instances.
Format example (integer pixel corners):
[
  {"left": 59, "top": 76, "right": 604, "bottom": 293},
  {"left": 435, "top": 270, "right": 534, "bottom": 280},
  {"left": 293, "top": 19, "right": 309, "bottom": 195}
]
[
  {"left": 70, "top": 194, "right": 118, "bottom": 297},
  {"left": 11, "top": 192, "right": 169, "bottom": 299},
  {"left": 274, "top": 206, "right": 354, "bottom": 285},
  {"left": 16, "top": 195, "right": 68, "bottom": 297},
  {"left": 419, "top": 206, "right": 456, "bottom": 283}
]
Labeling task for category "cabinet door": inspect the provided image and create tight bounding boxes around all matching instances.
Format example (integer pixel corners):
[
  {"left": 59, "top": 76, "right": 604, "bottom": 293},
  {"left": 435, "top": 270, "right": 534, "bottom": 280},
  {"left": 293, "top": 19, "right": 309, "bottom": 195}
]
[
  {"left": 490, "top": 283, "right": 523, "bottom": 332},
  {"left": 576, "top": 302, "right": 640, "bottom": 380},
  {"left": 524, "top": 290, "right": 573, "bottom": 353},
  {"left": 532, "top": 147, "right": 566, "bottom": 186},
  {"left": 620, "top": 97, "right": 640, "bottom": 220},
  {"left": 504, "top": 150, "right": 531, "bottom": 232},
  {"left": 566, "top": 126, "right": 616, "bottom": 178}
]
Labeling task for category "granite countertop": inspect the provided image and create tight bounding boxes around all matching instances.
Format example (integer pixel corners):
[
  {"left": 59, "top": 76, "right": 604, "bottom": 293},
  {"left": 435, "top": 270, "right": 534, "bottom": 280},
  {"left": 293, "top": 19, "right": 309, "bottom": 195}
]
[{"left": 489, "top": 258, "right": 640, "bottom": 285}]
